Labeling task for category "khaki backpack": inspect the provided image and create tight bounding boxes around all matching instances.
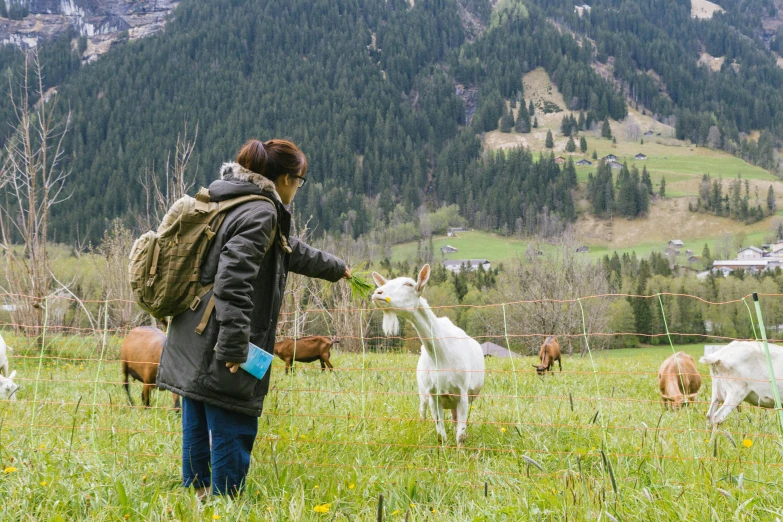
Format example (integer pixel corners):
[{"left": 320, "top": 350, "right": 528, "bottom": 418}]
[{"left": 129, "top": 187, "right": 289, "bottom": 329}]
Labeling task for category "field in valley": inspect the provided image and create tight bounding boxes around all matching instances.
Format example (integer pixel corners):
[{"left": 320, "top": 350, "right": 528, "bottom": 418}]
[{"left": 0, "top": 329, "right": 782, "bottom": 521}]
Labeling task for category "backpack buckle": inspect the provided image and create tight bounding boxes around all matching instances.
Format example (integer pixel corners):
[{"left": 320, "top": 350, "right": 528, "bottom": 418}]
[{"left": 189, "top": 295, "right": 201, "bottom": 311}]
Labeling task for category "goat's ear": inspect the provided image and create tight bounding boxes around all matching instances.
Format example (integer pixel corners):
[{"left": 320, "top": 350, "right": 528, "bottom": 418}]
[
  {"left": 372, "top": 271, "right": 388, "bottom": 288},
  {"left": 8, "top": 370, "right": 15, "bottom": 379},
  {"left": 416, "top": 264, "right": 431, "bottom": 293}
]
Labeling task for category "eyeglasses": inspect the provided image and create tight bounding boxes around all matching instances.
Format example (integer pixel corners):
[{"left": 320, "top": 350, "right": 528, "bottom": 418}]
[{"left": 289, "top": 173, "right": 307, "bottom": 188}]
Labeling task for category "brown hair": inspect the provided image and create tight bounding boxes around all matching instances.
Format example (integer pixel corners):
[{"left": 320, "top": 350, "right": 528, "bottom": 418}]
[{"left": 236, "top": 139, "right": 307, "bottom": 181}]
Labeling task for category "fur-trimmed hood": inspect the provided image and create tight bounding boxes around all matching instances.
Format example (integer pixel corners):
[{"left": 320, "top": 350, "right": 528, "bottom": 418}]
[{"left": 215, "top": 162, "right": 281, "bottom": 202}]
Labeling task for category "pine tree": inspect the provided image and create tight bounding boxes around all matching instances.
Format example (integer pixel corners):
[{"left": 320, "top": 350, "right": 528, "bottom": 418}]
[
  {"left": 580, "top": 135, "right": 587, "bottom": 153},
  {"left": 592, "top": 150, "right": 598, "bottom": 160},
  {"left": 601, "top": 119, "right": 612, "bottom": 139},
  {"left": 702, "top": 243, "right": 712, "bottom": 267},
  {"left": 545, "top": 129, "right": 554, "bottom": 148},
  {"left": 641, "top": 166, "right": 653, "bottom": 194},
  {"left": 768, "top": 185, "right": 776, "bottom": 213},
  {"left": 640, "top": 138, "right": 644, "bottom": 145},
  {"left": 566, "top": 136, "right": 576, "bottom": 152},
  {"left": 500, "top": 109, "right": 514, "bottom": 133},
  {"left": 528, "top": 99, "right": 535, "bottom": 116},
  {"left": 533, "top": 116, "right": 538, "bottom": 128},
  {"left": 660, "top": 175, "right": 666, "bottom": 199},
  {"left": 515, "top": 103, "right": 530, "bottom": 133}
]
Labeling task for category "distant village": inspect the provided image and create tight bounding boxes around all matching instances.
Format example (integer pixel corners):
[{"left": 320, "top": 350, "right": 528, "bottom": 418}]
[{"left": 438, "top": 228, "right": 783, "bottom": 279}]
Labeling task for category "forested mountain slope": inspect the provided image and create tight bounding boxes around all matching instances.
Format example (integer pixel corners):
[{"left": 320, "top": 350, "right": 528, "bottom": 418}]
[{"left": 0, "top": 0, "right": 780, "bottom": 244}]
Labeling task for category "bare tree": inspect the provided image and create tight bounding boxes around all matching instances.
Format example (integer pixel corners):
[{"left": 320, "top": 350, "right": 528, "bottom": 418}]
[
  {"left": 625, "top": 116, "right": 641, "bottom": 142},
  {"left": 139, "top": 123, "right": 199, "bottom": 231},
  {"left": 0, "top": 50, "right": 72, "bottom": 339},
  {"left": 468, "top": 231, "right": 610, "bottom": 354},
  {"left": 707, "top": 126, "right": 721, "bottom": 150},
  {"left": 89, "top": 219, "right": 143, "bottom": 328}
]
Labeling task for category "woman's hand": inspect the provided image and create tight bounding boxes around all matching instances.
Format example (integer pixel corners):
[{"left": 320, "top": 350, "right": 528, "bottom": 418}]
[
  {"left": 225, "top": 362, "right": 242, "bottom": 373},
  {"left": 344, "top": 267, "right": 352, "bottom": 279}
]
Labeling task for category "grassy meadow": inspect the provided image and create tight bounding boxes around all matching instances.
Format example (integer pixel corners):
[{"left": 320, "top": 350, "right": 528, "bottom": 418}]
[{"left": 0, "top": 331, "right": 782, "bottom": 521}]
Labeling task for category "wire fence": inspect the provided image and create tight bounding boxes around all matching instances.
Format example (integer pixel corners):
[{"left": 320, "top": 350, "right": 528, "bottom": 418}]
[{"left": 1, "top": 291, "right": 782, "bottom": 508}]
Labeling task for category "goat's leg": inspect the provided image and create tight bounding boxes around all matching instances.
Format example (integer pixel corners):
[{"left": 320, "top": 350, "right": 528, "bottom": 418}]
[
  {"left": 323, "top": 356, "right": 334, "bottom": 371},
  {"left": 320, "top": 359, "right": 326, "bottom": 371},
  {"left": 710, "top": 390, "right": 745, "bottom": 426},
  {"left": 142, "top": 383, "right": 153, "bottom": 408},
  {"left": 284, "top": 358, "right": 292, "bottom": 375},
  {"left": 428, "top": 395, "right": 447, "bottom": 442},
  {"left": 418, "top": 393, "right": 427, "bottom": 420},
  {"left": 558, "top": 358, "right": 562, "bottom": 371},
  {"left": 123, "top": 369, "right": 134, "bottom": 406},
  {"left": 455, "top": 394, "right": 470, "bottom": 445}
]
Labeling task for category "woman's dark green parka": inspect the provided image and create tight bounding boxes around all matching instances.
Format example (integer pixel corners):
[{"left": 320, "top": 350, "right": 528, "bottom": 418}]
[{"left": 157, "top": 162, "right": 346, "bottom": 416}]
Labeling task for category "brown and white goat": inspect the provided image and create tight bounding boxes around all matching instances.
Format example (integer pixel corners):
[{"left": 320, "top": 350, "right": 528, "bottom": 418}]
[
  {"left": 273, "top": 336, "right": 338, "bottom": 374},
  {"left": 534, "top": 336, "right": 562, "bottom": 375},
  {"left": 658, "top": 351, "right": 701, "bottom": 410},
  {"left": 121, "top": 326, "right": 179, "bottom": 408}
]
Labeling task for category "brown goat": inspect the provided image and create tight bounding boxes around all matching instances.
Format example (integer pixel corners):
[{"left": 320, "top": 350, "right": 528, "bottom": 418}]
[
  {"left": 273, "top": 336, "right": 338, "bottom": 374},
  {"left": 533, "top": 336, "right": 561, "bottom": 375},
  {"left": 121, "top": 326, "right": 179, "bottom": 408},
  {"left": 658, "top": 351, "right": 701, "bottom": 410}
]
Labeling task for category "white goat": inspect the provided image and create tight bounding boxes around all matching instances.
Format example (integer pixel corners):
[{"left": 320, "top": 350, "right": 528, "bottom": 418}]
[
  {"left": 700, "top": 340, "right": 783, "bottom": 427},
  {"left": 0, "top": 370, "right": 18, "bottom": 400},
  {"left": 371, "top": 264, "right": 485, "bottom": 444},
  {"left": 0, "top": 332, "right": 10, "bottom": 377}
]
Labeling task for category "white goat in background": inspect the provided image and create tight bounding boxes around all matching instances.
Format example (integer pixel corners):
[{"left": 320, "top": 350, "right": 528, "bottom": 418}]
[
  {"left": 700, "top": 340, "right": 783, "bottom": 427},
  {"left": 0, "top": 332, "right": 10, "bottom": 377},
  {"left": 371, "top": 264, "right": 485, "bottom": 444}
]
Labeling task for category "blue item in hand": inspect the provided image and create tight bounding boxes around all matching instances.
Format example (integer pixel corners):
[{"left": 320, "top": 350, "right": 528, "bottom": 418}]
[{"left": 239, "top": 342, "right": 274, "bottom": 380}]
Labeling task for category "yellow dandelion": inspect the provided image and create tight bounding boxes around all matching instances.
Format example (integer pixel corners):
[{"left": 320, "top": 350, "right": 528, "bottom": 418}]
[
  {"left": 313, "top": 503, "right": 331, "bottom": 514},
  {"left": 313, "top": 485, "right": 319, "bottom": 489},
  {"left": 742, "top": 439, "right": 753, "bottom": 448},
  {"left": 300, "top": 434, "right": 306, "bottom": 439},
  {"left": 410, "top": 503, "right": 416, "bottom": 508},
  {"left": 432, "top": 508, "right": 437, "bottom": 513},
  {"left": 212, "top": 516, "right": 221, "bottom": 521},
  {"left": 392, "top": 510, "right": 400, "bottom": 515},
  {"left": 348, "top": 483, "right": 355, "bottom": 490},
  {"left": 124, "top": 515, "right": 130, "bottom": 520},
  {"left": 39, "top": 444, "right": 45, "bottom": 449},
  {"left": 142, "top": 475, "right": 147, "bottom": 482},
  {"left": 704, "top": 439, "right": 710, "bottom": 444},
  {"left": 3, "top": 467, "right": 17, "bottom": 473},
  {"left": 266, "top": 506, "right": 273, "bottom": 512},
  {"left": 501, "top": 427, "right": 507, "bottom": 433},
  {"left": 39, "top": 481, "right": 47, "bottom": 487}
]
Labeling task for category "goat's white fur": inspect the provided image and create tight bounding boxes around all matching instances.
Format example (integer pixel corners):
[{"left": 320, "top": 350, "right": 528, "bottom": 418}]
[
  {"left": 0, "top": 370, "right": 18, "bottom": 401},
  {"left": 371, "top": 265, "right": 485, "bottom": 444},
  {"left": 0, "top": 333, "right": 9, "bottom": 377},
  {"left": 700, "top": 340, "right": 783, "bottom": 427}
]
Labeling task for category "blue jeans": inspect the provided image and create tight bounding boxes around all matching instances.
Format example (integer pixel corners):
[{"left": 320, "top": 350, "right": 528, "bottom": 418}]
[{"left": 181, "top": 397, "right": 259, "bottom": 496}]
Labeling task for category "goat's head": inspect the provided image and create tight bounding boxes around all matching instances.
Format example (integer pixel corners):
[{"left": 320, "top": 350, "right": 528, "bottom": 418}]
[
  {"left": 0, "top": 370, "right": 19, "bottom": 401},
  {"left": 532, "top": 364, "right": 547, "bottom": 375},
  {"left": 371, "top": 264, "right": 431, "bottom": 336}
]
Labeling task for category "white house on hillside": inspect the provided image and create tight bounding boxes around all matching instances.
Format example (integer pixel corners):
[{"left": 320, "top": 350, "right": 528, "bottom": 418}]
[{"left": 737, "top": 246, "right": 765, "bottom": 260}]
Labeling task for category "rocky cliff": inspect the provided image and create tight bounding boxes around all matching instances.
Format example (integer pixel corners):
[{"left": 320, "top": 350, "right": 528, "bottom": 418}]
[{"left": 0, "top": 0, "right": 178, "bottom": 62}]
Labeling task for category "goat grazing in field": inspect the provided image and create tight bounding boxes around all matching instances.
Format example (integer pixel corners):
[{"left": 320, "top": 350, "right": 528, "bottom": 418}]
[
  {"left": 273, "top": 336, "right": 338, "bottom": 374},
  {"left": 372, "top": 264, "right": 485, "bottom": 445},
  {"left": 657, "top": 351, "right": 701, "bottom": 410},
  {"left": 0, "top": 370, "right": 18, "bottom": 400},
  {"left": 0, "top": 332, "right": 11, "bottom": 377},
  {"left": 534, "top": 336, "right": 561, "bottom": 375},
  {"left": 121, "top": 326, "right": 179, "bottom": 408},
  {"left": 700, "top": 340, "right": 783, "bottom": 427}
]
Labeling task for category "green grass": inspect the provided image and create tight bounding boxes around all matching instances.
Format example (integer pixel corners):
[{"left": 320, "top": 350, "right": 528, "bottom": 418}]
[
  {"left": 391, "top": 231, "right": 534, "bottom": 264},
  {"left": 0, "top": 333, "right": 781, "bottom": 520}
]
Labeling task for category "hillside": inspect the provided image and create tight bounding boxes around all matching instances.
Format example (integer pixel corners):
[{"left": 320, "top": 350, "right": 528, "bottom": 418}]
[{"left": 0, "top": 0, "right": 781, "bottom": 248}]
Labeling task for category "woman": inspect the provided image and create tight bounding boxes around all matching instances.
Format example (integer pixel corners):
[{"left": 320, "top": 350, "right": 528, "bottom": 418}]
[{"left": 157, "top": 139, "right": 349, "bottom": 497}]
